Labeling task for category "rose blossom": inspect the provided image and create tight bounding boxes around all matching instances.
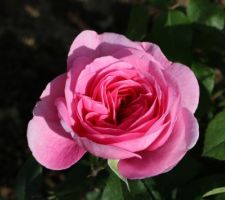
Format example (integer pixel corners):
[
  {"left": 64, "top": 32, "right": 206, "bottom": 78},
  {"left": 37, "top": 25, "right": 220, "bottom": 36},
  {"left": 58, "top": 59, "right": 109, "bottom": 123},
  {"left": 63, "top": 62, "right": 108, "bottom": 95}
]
[{"left": 27, "top": 30, "right": 199, "bottom": 179}]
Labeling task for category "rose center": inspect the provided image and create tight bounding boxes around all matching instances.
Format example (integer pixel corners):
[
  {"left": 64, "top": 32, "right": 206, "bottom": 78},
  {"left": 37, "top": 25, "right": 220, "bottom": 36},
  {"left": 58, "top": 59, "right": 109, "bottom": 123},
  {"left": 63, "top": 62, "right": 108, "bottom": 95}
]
[{"left": 116, "top": 94, "right": 134, "bottom": 123}]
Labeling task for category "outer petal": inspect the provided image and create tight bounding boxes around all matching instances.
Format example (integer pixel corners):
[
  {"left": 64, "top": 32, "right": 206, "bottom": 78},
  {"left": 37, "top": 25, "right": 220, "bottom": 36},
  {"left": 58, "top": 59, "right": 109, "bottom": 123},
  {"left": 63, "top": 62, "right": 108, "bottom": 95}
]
[
  {"left": 27, "top": 117, "right": 86, "bottom": 170},
  {"left": 67, "top": 30, "right": 142, "bottom": 69},
  {"left": 139, "top": 42, "right": 171, "bottom": 68},
  {"left": 165, "top": 63, "right": 199, "bottom": 113},
  {"left": 113, "top": 48, "right": 166, "bottom": 72},
  {"left": 28, "top": 74, "right": 86, "bottom": 170},
  {"left": 67, "top": 31, "right": 99, "bottom": 68},
  {"left": 34, "top": 74, "right": 67, "bottom": 121},
  {"left": 118, "top": 108, "right": 199, "bottom": 179},
  {"left": 65, "top": 56, "right": 92, "bottom": 116},
  {"left": 72, "top": 133, "right": 141, "bottom": 160},
  {"left": 40, "top": 74, "right": 66, "bottom": 100},
  {"left": 182, "top": 108, "right": 199, "bottom": 149}
]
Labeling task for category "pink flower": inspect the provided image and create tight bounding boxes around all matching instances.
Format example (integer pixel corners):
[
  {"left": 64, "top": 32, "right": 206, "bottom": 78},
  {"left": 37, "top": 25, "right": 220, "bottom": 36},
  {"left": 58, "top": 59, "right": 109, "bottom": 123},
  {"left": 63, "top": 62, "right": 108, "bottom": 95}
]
[{"left": 27, "top": 30, "right": 199, "bottom": 179}]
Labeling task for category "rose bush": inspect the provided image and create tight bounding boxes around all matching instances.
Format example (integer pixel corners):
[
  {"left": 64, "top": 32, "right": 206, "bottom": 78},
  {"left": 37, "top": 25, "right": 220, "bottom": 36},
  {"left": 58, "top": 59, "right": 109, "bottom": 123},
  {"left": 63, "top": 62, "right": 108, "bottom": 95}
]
[{"left": 27, "top": 30, "right": 199, "bottom": 179}]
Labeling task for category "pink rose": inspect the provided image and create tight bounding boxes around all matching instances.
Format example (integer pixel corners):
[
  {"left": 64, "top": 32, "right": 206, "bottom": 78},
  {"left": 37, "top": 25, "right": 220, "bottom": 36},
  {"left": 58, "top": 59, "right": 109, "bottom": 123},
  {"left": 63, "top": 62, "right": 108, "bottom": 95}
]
[{"left": 27, "top": 30, "right": 199, "bottom": 179}]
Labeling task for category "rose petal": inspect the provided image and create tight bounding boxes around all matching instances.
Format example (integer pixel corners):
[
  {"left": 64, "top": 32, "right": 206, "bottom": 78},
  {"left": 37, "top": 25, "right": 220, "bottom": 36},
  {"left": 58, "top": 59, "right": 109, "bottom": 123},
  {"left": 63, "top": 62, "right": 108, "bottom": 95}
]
[
  {"left": 74, "top": 56, "right": 120, "bottom": 94},
  {"left": 112, "top": 120, "right": 170, "bottom": 152},
  {"left": 29, "top": 74, "right": 86, "bottom": 170},
  {"left": 67, "top": 31, "right": 100, "bottom": 69},
  {"left": 118, "top": 108, "right": 199, "bottom": 179},
  {"left": 40, "top": 74, "right": 66, "bottom": 100},
  {"left": 165, "top": 63, "right": 199, "bottom": 113},
  {"left": 147, "top": 94, "right": 180, "bottom": 151},
  {"left": 27, "top": 117, "right": 86, "bottom": 170},
  {"left": 71, "top": 130, "right": 141, "bottom": 160},
  {"left": 67, "top": 30, "right": 142, "bottom": 69},
  {"left": 55, "top": 97, "right": 73, "bottom": 127},
  {"left": 65, "top": 56, "right": 92, "bottom": 116},
  {"left": 80, "top": 95, "right": 109, "bottom": 115},
  {"left": 182, "top": 108, "right": 199, "bottom": 149},
  {"left": 139, "top": 42, "right": 171, "bottom": 68},
  {"left": 34, "top": 74, "right": 67, "bottom": 121},
  {"left": 112, "top": 48, "right": 167, "bottom": 80}
]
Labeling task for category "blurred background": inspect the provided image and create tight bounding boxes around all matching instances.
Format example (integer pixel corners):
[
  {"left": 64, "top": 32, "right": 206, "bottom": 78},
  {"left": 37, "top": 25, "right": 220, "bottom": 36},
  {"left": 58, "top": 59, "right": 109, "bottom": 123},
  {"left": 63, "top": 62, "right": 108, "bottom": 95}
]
[{"left": 0, "top": 0, "right": 225, "bottom": 200}]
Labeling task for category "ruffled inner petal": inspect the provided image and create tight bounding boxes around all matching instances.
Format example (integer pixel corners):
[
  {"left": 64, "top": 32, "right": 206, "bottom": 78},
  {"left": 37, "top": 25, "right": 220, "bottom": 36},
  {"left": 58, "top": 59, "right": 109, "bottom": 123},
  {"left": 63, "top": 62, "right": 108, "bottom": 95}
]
[{"left": 64, "top": 51, "right": 182, "bottom": 155}]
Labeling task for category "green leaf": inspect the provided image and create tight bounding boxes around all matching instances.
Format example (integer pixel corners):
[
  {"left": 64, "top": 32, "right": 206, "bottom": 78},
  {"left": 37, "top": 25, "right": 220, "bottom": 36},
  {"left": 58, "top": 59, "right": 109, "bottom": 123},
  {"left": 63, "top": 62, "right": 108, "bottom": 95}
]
[
  {"left": 166, "top": 10, "right": 191, "bottom": 26},
  {"left": 187, "top": 0, "right": 225, "bottom": 30},
  {"left": 150, "top": 10, "right": 193, "bottom": 64},
  {"left": 215, "top": 193, "right": 225, "bottom": 200},
  {"left": 108, "top": 160, "right": 129, "bottom": 191},
  {"left": 203, "top": 187, "right": 225, "bottom": 197},
  {"left": 203, "top": 109, "right": 225, "bottom": 160},
  {"left": 101, "top": 172, "right": 124, "bottom": 200},
  {"left": 126, "top": 5, "right": 149, "bottom": 40},
  {"left": 122, "top": 179, "right": 161, "bottom": 200},
  {"left": 86, "top": 189, "right": 101, "bottom": 200},
  {"left": 122, "top": 180, "right": 156, "bottom": 200},
  {"left": 176, "top": 174, "right": 225, "bottom": 200},
  {"left": 142, "top": 179, "right": 162, "bottom": 200},
  {"left": 192, "top": 63, "right": 215, "bottom": 94},
  {"left": 14, "top": 155, "right": 43, "bottom": 200}
]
